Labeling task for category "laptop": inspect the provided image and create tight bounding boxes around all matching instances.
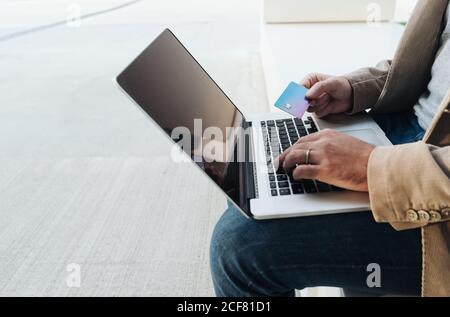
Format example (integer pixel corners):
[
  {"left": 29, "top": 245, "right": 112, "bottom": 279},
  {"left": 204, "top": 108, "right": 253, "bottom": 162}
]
[{"left": 116, "top": 29, "right": 392, "bottom": 220}]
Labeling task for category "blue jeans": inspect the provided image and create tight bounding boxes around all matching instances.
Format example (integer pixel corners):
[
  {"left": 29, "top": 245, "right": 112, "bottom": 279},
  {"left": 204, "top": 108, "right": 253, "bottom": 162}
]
[{"left": 210, "top": 111, "right": 425, "bottom": 297}]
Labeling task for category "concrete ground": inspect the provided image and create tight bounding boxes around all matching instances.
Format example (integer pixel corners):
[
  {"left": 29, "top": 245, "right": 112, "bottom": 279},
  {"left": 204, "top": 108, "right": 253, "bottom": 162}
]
[{"left": 0, "top": 0, "right": 267, "bottom": 296}]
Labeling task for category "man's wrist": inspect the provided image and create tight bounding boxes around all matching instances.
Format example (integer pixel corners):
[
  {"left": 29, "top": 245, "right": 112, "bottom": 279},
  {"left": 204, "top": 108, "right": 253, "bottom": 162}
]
[
  {"left": 363, "top": 145, "right": 376, "bottom": 192},
  {"left": 344, "top": 77, "right": 355, "bottom": 114}
]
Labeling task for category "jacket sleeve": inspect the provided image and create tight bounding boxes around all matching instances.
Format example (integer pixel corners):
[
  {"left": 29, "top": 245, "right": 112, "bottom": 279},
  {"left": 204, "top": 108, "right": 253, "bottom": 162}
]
[
  {"left": 367, "top": 142, "right": 450, "bottom": 231},
  {"left": 343, "top": 60, "right": 392, "bottom": 114}
]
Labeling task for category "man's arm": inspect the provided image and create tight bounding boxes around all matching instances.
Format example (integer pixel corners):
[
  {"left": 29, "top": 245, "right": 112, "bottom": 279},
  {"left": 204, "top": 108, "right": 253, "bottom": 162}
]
[
  {"left": 300, "top": 60, "right": 392, "bottom": 117},
  {"left": 368, "top": 143, "right": 450, "bottom": 230},
  {"left": 367, "top": 88, "right": 450, "bottom": 231},
  {"left": 344, "top": 60, "right": 392, "bottom": 114}
]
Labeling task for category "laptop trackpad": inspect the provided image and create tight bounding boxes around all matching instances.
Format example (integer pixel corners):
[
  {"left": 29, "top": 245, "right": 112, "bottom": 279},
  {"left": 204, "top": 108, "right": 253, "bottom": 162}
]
[{"left": 341, "top": 129, "right": 383, "bottom": 146}]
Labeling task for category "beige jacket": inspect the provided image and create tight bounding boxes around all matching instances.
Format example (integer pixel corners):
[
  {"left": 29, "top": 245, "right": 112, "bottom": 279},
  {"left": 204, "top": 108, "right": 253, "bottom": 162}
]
[{"left": 344, "top": 0, "right": 450, "bottom": 297}]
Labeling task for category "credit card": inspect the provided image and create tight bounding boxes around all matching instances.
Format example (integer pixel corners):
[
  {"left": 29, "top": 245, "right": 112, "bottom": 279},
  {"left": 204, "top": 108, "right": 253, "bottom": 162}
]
[{"left": 274, "top": 82, "right": 309, "bottom": 118}]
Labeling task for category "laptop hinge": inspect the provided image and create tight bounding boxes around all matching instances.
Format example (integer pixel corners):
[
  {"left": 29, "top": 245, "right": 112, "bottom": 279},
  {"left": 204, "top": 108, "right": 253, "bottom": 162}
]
[{"left": 242, "top": 119, "right": 256, "bottom": 201}]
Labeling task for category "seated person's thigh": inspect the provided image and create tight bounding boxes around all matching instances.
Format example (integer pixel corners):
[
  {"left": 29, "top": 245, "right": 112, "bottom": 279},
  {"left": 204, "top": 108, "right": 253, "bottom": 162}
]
[{"left": 210, "top": 204, "right": 421, "bottom": 296}]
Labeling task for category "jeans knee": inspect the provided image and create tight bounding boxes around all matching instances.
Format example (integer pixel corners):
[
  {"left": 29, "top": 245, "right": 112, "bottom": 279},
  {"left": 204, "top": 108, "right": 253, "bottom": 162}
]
[
  {"left": 210, "top": 206, "right": 297, "bottom": 296},
  {"left": 209, "top": 207, "right": 258, "bottom": 296},
  {"left": 210, "top": 207, "right": 246, "bottom": 272}
]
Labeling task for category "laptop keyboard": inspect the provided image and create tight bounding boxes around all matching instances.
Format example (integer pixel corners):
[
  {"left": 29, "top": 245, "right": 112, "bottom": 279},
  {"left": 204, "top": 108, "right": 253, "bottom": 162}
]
[{"left": 261, "top": 116, "right": 344, "bottom": 196}]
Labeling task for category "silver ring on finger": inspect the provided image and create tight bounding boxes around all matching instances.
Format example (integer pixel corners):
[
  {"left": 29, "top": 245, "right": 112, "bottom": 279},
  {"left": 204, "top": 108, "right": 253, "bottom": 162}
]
[{"left": 305, "top": 149, "right": 312, "bottom": 165}]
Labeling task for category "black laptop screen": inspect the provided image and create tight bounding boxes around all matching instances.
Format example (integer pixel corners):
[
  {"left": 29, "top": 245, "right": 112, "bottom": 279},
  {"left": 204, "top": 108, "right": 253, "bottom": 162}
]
[{"left": 117, "top": 29, "right": 250, "bottom": 214}]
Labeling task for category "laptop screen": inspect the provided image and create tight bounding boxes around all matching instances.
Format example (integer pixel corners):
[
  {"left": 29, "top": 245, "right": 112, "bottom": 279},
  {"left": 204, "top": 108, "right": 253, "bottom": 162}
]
[{"left": 117, "top": 29, "right": 250, "bottom": 215}]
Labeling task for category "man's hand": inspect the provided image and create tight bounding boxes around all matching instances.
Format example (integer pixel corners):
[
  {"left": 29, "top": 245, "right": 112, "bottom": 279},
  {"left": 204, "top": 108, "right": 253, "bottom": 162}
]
[
  {"left": 300, "top": 73, "right": 353, "bottom": 118},
  {"left": 276, "top": 129, "right": 375, "bottom": 192}
]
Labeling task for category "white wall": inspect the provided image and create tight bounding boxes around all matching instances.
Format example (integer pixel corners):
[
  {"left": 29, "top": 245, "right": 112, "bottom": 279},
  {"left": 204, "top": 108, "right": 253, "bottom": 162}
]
[{"left": 263, "top": 0, "right": 396, "bottom": 23}]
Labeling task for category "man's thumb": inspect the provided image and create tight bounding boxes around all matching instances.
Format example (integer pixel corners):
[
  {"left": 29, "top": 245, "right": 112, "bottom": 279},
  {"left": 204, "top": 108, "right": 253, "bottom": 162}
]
[{"left": 306, "top": 79, "right": 336, "bottom": 99}]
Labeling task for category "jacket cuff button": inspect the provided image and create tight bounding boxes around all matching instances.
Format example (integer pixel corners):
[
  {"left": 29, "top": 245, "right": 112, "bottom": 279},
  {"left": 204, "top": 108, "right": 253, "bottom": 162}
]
[
  {"left": 430, "top": 210, "right": 442, "bottom": 222},
  {"left": 418, "top": 210, "right": 430, "bottom": 222},
  {"left": 406, "top": 209, "right": 419, "bottom": 222},
  {"left": 442, "top": 207, "right": 450, "bottom": 217}
]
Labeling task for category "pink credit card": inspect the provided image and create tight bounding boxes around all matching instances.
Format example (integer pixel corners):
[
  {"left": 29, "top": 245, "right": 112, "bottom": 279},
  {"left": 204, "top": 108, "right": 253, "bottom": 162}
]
[{"left": 274, "top": 82, "right": 310, "bottom": 118}]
